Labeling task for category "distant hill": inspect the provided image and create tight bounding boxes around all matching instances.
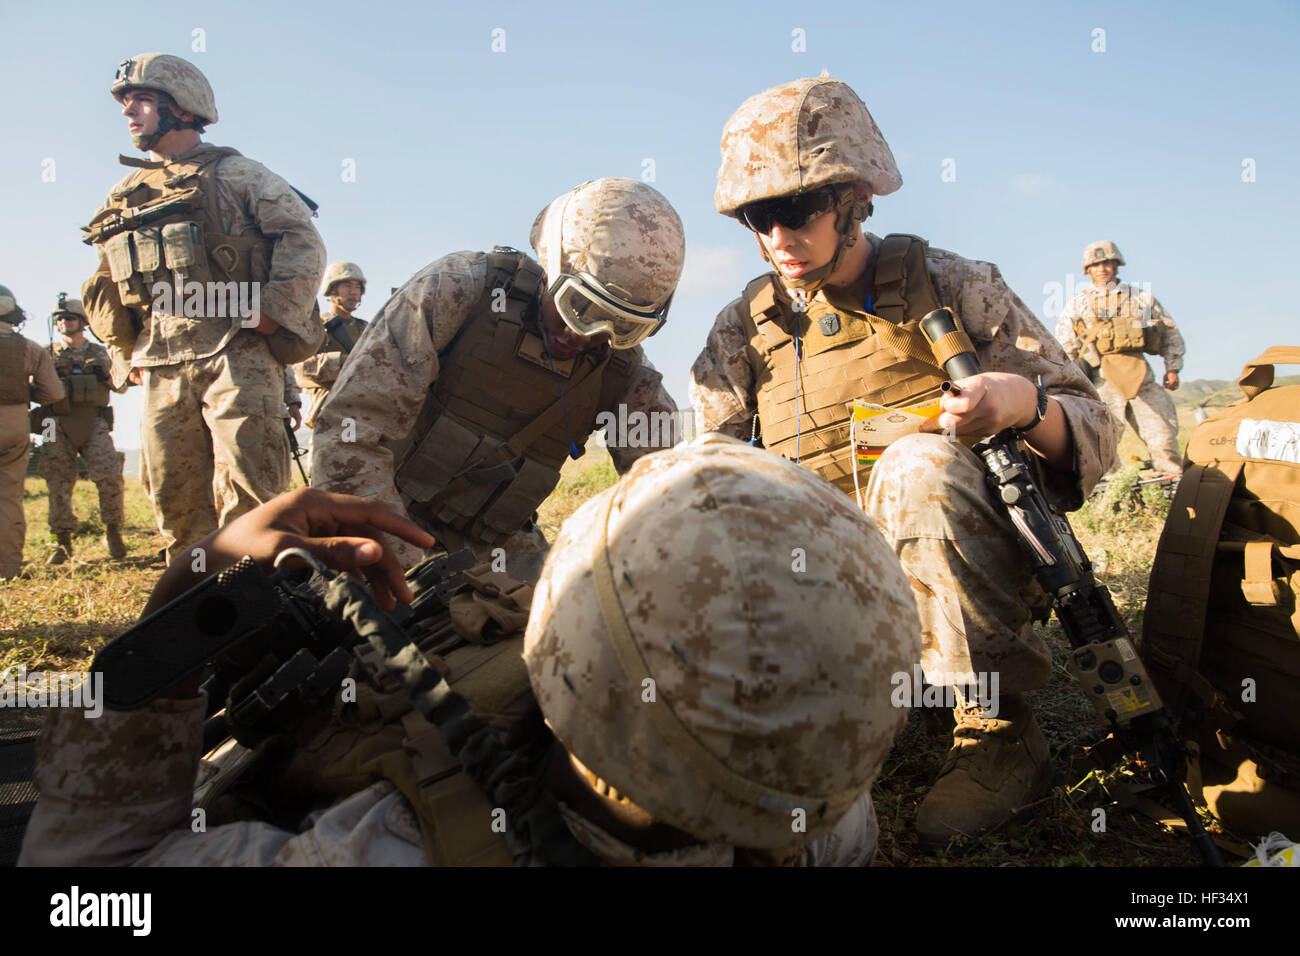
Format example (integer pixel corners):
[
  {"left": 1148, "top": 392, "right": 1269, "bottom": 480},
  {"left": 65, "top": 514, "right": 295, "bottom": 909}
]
[{"left": 1173, "top": 374, "right": 1300, "bottom": 412}]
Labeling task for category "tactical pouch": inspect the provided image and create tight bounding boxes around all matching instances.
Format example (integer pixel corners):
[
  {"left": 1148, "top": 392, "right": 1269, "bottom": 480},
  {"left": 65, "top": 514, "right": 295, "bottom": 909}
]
[
  {"left": 132, "top": 226, "right": 163, "bottom": 275},
  {"left": 104, "top": 232, "right": 149, "bottom": 308},
  {"left": 67, "top": 372, "right": 110, "bottom": 407},
  {"left": 396, "top": 414, "right": 492, "bottom": 503},
  {"left": 480, "top": 458, "right": 562, "bottom": 538},
  {"left": 162, "top": 221, "right": 208, "bottom": 278}
]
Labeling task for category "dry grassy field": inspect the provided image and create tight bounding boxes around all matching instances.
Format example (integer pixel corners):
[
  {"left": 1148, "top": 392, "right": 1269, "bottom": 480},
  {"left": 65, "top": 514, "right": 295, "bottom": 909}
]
[{"left": 0, "top": 413, "right": 1251, "bottom": 866}]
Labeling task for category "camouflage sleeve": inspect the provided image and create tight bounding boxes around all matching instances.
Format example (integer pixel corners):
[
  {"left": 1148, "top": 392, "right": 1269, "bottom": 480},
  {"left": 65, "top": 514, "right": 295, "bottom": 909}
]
[
  {"left": 18, "top": 699, "right": 206, "bottom": 866},
  {"left": 106, "top": 345, "right": 135, "bottom": 391},
  {"left": 607, "top": 351, "right": 680, "bottom": 474},
  {"left": 220, "top": 158, "right": 326, "bottom": 346},
  {"left": 311, "top": 254, "right": 484, "bottom": 565},
  {"left": 26, "top": 343, "right": 64, "bottom": 406},
  {"left": 80, "top": 254, "right": 139, "bottom": 377},
  {"left": 929, "top": 249, "right": 1120, "bottom": 506},
  {"left": 18, "top": 701, "right": 426, "bottom": 866},
  {"left": 283, "top": 366, "right": 301, "bottom": 406},
  {"left": 86, "top": 343, "right": 127, "bottom": 394},
  {"left": 1145, "top": 293, "right": 1185, "bottom": 373},
  {"left": 294, "top": 350, "right": 345, "bottom": 390},
  {"left": 688, "top": 297, "right": 756, "bottom": 442},
  {"left": 1054, "top": 307, "right": 1080, "bottom": 360}
]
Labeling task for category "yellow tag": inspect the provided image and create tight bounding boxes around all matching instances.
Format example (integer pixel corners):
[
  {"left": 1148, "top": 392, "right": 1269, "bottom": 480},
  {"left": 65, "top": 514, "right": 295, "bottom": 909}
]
[{"left": 851, "top": 398, "right": 942, "bottom": 478}]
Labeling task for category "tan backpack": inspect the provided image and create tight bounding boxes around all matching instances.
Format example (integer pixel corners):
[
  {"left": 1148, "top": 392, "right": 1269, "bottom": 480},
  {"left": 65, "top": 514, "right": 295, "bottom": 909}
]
[{"left": 1142, "top": 346, "right": 1300, "bottom": 835}]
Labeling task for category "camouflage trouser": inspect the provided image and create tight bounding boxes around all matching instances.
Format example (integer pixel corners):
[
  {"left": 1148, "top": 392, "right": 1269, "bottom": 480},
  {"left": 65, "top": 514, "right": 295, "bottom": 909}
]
[
  {"left": 864, "top": 433, "right": 1053, "bottom": 695},
  {"left": 1098, "top": 369, "right": 1182, "bottom": 475},
  {"left": 0, "top": 408, "right": 30, "bottom": 578},
  {"left": 37, "top": 414, "right": 124, "bottom": 534},
  {"left": 142, "top": 336, "right": 290, "bottom": 562}
]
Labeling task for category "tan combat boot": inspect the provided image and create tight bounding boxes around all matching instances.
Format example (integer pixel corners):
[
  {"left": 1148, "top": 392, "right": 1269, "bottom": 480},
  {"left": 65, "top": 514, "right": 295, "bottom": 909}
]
[
  {"left": 915, "top": 692, "right": 1052, "bottom": 846},
  {"left": 104, "top": 525, "right": 127, "bottom": 559},
  {"left": 47, "top": 533, "right": 74, "bottom": 566}
]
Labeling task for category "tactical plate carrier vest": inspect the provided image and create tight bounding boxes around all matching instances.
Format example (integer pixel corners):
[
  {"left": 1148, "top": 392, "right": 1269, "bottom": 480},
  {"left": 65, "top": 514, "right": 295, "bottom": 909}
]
[
  {"left": 390, "top": 250, "right": 633, "bottom": 546},
  {"left": 742, "top": 234, "right": 966, "bottom": 494},
  {"left": 1071, "top": 285, "right": 1157, "bottom": 356},
  {"left": 85, "top": 147, "right": 319, "bottom": 364},
  {"left": 51, "top": 344, "right": 112, "bottom": 411},
  {"left": 89, "top": 147, "right": 265, "bottom": 311},
  {"left": 0, "top": 332, "right": 29, "bottom": 404}
]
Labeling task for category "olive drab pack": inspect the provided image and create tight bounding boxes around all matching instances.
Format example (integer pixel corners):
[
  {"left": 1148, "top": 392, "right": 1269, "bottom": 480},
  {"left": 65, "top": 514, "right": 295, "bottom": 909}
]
[
  {"left": 83, "top": 147, "right": 321, "bottom": 365},
  {"left": 1143, "top": 346, "right": 1300, "bottom": 835},
  {"left": 195, "top": 563, "right": 571, "bottom": 866},
  {"left": 389, "top": 249, "right": 633, "bottom": 546},
  {"left": 743, "top": 234, "right": 972, "bottom": 493},
  {"left": 0, "top": 331, "right": 29, "bottom": 404}
]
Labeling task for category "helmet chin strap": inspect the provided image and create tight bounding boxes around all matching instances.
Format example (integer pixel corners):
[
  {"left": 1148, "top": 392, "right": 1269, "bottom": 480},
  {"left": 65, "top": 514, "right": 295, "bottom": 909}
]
[{"left": 132, "top": 97, "right": 191, "bottom": 153}]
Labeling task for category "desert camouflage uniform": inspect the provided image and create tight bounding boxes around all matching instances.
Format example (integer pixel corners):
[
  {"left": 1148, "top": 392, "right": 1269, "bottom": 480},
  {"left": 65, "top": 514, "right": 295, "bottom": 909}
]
[
  {"left": 36, "top": 341, "right": 125, "bottom": 536},
  {"left": 691, "top": 235, "right": 1121, "bottom": 692},
  {"left": 293, "top": 312, "right": 366, "bottom": 428},
  {"left": 17, "top": 698, "right": 875, "bottom": 866},
  {"left": 83, "top": 144, "right": 325, "bottom": 561},
  {"left": 311, "top": 252, "right": 678, "bottom": 569},
  {"left": 1056, "top": 280, "right": 1185, "bottom": 474},
  {"left": 0, "top": 322, "right": 64, "bottom": 578}
]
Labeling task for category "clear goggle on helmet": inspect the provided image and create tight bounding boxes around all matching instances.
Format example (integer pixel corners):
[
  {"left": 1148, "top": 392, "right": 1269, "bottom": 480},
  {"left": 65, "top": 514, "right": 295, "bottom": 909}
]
[{"left": 541, "top": 194, "right": 670, "bottom": 350}]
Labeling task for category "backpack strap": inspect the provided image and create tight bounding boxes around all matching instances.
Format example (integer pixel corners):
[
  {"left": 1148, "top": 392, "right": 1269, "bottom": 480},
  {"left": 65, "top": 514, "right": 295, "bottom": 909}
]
[{"left": 1142, "top": 459, "right": 1245, "bottom": 714}]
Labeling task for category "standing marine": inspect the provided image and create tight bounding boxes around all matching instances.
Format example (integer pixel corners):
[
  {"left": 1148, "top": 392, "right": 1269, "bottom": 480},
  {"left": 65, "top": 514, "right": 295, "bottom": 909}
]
[
  {"left": 80, "top": 53, "right": 326, "bottom": 561},
  {"left": 689, "top": 76, "right": 1121, "bottom": 846},
  {"left": 0, "top": 285, "right": 64, "bottom": 580},
  {"left": 312, "top": 178, "right": 683, "bottom": 572},
  {"left": 1056, "top": 240, "right": 1186, "bottom": 476},
  {"left": 294, "top": 261, "right": 368, "bottom": 429},
  {"left": 32, "top": 296, "right": 128, "bottom": 564}
]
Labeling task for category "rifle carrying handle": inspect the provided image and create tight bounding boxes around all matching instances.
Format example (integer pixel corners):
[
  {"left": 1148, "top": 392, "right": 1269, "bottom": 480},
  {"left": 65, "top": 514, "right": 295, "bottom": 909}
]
[{"left": 1237, "top": 345, "right": 1300, "bottom": 399}]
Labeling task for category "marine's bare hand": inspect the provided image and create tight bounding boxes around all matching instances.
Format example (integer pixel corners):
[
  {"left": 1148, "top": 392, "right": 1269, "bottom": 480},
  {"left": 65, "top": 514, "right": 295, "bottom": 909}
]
[{"left": 143, "top": 487, "right": 436, "bottom": 615}]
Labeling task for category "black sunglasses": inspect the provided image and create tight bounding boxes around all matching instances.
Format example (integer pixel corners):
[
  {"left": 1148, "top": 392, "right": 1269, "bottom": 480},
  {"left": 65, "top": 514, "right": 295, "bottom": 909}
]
[{"left": 739, "top": 187, "right": 838, "bottom": 234}]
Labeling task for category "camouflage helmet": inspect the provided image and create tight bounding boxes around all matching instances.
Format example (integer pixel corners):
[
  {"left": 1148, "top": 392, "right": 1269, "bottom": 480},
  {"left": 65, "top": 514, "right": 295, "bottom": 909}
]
[
  {"left": 715, "top": 75, "right": 902, "bottom": 218},
  {"left": 52, "top": 297, "right": 89, "bottom": 325},
  {"left": 524, "top": 434, "right": 920, "bottom": 849},
  {"left": 321, "top": 261, "right": 367, "bottom": 298},
  {"left": 111, "top": 53, "right": 218, "bottom": 125},
  {"left": 530, "top": 178, "right": 684, "bottom": 347},
  {"left": 0, "top": 284, "right": 17, "bottom": 320},
  {"left": 1082, "top": 240, "right": 1125, "bottom": 272}
]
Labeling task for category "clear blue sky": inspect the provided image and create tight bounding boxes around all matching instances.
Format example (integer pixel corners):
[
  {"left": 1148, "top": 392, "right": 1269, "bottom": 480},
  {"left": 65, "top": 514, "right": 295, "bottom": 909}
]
[{"left": 3, "top": 0, "right": 1297, "bottom": 449}]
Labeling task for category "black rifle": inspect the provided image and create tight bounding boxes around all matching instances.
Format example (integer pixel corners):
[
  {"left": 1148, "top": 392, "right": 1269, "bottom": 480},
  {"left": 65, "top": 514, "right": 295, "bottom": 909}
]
[
  {"left": 90, "top": 549, "right": 591, "bottom": 864},
  {"left": 919, "top": 308, "right": 1222, "bottom": 867},
  {"left": 93, "top": 548, "right": 476, "bottom": 748},
  {"left": 81, "top": 194, "right": 197, "bottom": 245},
  {"left": 285, "top": 420, "right": 310, "bottom": 486}
]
